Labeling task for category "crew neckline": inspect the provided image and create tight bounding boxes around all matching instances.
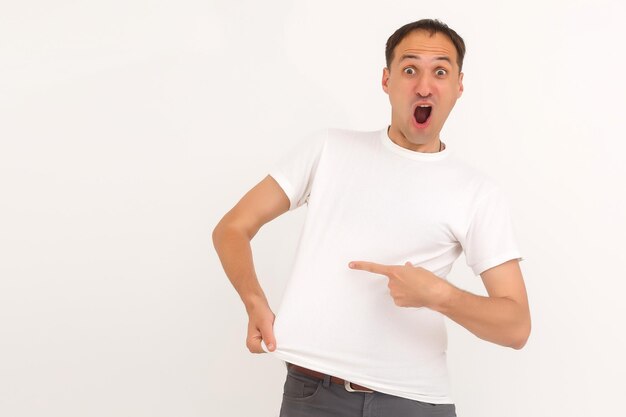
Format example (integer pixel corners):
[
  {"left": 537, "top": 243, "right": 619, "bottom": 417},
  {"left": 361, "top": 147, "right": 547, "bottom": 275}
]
[{"left": 380, "top": 127, "right": 451, "bottom": 161}]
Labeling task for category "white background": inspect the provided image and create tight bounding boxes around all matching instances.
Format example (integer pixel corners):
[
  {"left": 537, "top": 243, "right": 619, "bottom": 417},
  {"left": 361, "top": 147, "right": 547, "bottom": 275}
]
[{"left": 1, "top": 1, "right": 625, "bottom": 416}]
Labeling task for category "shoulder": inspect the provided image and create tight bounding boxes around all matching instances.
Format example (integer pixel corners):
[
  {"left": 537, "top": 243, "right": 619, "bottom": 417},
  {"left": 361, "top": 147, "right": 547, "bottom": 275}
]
[
  {"left": 278, "top": 128, "right": 379, "bottom": 160},
  {"left": 326, "top": 127, "right": 381, "bottom": 140},
  {"left": 444, "top": 153, "right": 506, "bottom": 203},
  {"left": 324, "top": 127, "right": 382, "bottom": 150}
]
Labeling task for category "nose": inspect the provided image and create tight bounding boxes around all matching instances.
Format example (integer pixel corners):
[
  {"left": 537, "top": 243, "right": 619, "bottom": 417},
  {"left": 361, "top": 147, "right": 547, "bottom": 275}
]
[{"left": 414, "top": 74, "right": 432, "bottom": 98}]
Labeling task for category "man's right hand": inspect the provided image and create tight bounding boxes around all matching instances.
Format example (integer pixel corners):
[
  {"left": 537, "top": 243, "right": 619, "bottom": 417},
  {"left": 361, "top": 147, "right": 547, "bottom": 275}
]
[
  {"left": 246, "top": 303, "right": 277, "bottom": 353},
  {"left": 213, "top": 175, "right": 288, "bottom": 354}
]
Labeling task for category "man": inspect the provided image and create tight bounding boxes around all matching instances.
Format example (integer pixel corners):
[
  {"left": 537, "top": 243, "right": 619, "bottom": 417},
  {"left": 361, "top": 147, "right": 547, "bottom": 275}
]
[{"left": 213, "top": 19, "right": 531, "bottom": 417}]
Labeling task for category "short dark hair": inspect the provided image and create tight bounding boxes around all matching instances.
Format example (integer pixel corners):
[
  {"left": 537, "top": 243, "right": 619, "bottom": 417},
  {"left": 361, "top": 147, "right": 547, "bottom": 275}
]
[{"left": 385, "top": 19, "right": 466, "bottom": 72}]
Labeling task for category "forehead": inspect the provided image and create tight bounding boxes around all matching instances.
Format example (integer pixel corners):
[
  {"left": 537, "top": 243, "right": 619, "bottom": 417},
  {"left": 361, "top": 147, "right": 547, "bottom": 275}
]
[{"left": 392, "top": 30, "right": 458, "bottom": 67}]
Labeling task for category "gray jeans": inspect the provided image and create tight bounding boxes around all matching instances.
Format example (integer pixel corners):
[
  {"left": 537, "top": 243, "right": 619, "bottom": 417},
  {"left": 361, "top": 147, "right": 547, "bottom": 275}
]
[{"left": 279, "top": 364, "right": 457, "bottom": 417}]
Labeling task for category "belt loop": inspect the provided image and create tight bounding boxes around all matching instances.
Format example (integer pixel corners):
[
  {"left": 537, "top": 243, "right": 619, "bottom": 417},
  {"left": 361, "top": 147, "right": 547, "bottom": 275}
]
[{"left": 322, "top": 373, "right": 331, "bottom": 388}]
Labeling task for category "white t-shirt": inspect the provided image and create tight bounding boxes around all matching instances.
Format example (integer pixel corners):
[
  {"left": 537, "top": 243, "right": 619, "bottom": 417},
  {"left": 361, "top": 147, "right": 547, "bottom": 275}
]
[{"left": 262, "top": 128, "right": 523, "bottom": 404}]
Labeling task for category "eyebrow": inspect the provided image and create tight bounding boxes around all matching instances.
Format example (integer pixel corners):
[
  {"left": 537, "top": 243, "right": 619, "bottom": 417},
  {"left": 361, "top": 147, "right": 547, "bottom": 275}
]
[{"left": 399, "top": 54, "right": 452, "bottom": 65}]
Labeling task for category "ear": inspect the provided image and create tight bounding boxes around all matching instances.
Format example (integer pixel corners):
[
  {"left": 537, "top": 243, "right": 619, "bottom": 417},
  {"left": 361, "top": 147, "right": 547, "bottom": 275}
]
[
  {"left": 457, "top": 72, "right": 464, "bottom": 98},
  {"left": 382, "top": 67, "right": 390, "bottom": 94}
]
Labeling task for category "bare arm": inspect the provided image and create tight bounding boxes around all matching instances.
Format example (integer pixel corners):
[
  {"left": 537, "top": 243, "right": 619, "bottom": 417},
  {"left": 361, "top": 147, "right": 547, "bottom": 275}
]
[
  {"left": 212, "top": 175, "right": 290, "bottom": 353},
  {"left": 349, "top": 259, "right": 531, "bottom": 349},
  {"left": 436, "top": 259, "right": 531, "bottom": 349}
]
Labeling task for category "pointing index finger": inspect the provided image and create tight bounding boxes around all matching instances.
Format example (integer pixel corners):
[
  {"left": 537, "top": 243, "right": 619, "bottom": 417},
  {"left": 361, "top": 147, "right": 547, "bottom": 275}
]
[{"left": 349, "top": 261, "right": 391, "bottom": 276}]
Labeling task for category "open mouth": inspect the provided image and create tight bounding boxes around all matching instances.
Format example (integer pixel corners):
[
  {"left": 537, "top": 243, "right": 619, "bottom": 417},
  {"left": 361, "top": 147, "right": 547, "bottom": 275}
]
[{"left": 414, "top": 105, "right": 432, "bottom": 125}]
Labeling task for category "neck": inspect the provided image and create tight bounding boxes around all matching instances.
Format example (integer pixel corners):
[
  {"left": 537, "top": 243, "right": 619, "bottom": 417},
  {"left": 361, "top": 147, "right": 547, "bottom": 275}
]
[{"left": 387, "top": 126, "right": 444, "bottom": 153}]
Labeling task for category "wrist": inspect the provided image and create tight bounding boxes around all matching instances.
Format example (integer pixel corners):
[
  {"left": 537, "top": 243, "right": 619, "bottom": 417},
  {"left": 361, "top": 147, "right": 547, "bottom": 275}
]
[
  {"left": 430, "top": 279, "right": 456, "bottom": 313},
  {"left": 243, "top": 293, "right": 269, "bottom": 314}
]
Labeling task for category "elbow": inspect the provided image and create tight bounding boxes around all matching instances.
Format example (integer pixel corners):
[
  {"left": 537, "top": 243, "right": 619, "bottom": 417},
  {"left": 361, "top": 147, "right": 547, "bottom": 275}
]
[
  {"left": 212, "top": 215, "right": 254, "bottom": 249},
  {"left": 212, "top": 217, "right": 232, "bottom": 249},
  {"left": 211, "top": 220, "right": 223, "bottom": 249},
  {"left": 510, "top": 337, "right": 528, "bottom": 350},
  {"left": 510, "top": 320, "right": 532, "bottom": 350}
]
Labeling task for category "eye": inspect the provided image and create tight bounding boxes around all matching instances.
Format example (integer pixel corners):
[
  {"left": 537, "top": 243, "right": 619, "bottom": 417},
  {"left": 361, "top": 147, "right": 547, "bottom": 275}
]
[
  {"left": 435, "top": 68, "right": 447, "bottom": 76},
  {"left": 403, "top": 67, "right": 416, "bottom": 75}
]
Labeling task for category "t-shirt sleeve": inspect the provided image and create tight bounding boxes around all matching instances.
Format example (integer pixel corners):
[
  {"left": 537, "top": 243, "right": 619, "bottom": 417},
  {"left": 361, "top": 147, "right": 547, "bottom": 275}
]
[
  {"left": 268, "top": 130, "right": 327, "bottom": 211},
  {"left": 462, "top": 186, "right": 524, "bottom": 276}
]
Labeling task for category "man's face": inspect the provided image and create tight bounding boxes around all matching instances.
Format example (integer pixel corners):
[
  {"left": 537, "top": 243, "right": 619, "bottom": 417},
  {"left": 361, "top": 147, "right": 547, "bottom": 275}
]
[{"left": 382, "top": 30, "right": 464, "bottom": 151}]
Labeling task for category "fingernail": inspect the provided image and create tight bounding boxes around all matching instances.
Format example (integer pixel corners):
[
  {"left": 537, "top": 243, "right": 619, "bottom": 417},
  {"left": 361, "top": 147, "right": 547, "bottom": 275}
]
[
  {"left": 349, "top": 262, "right": 354, "bottom": 268},
  {"left": 268, "top": 343, "right": 275, "bottom": 350}
]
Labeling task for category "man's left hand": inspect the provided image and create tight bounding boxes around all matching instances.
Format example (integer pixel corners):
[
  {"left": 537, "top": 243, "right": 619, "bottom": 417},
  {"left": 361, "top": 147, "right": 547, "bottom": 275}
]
[{"left": 348, "top": 261, "right": 449, "bottom": 309}]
